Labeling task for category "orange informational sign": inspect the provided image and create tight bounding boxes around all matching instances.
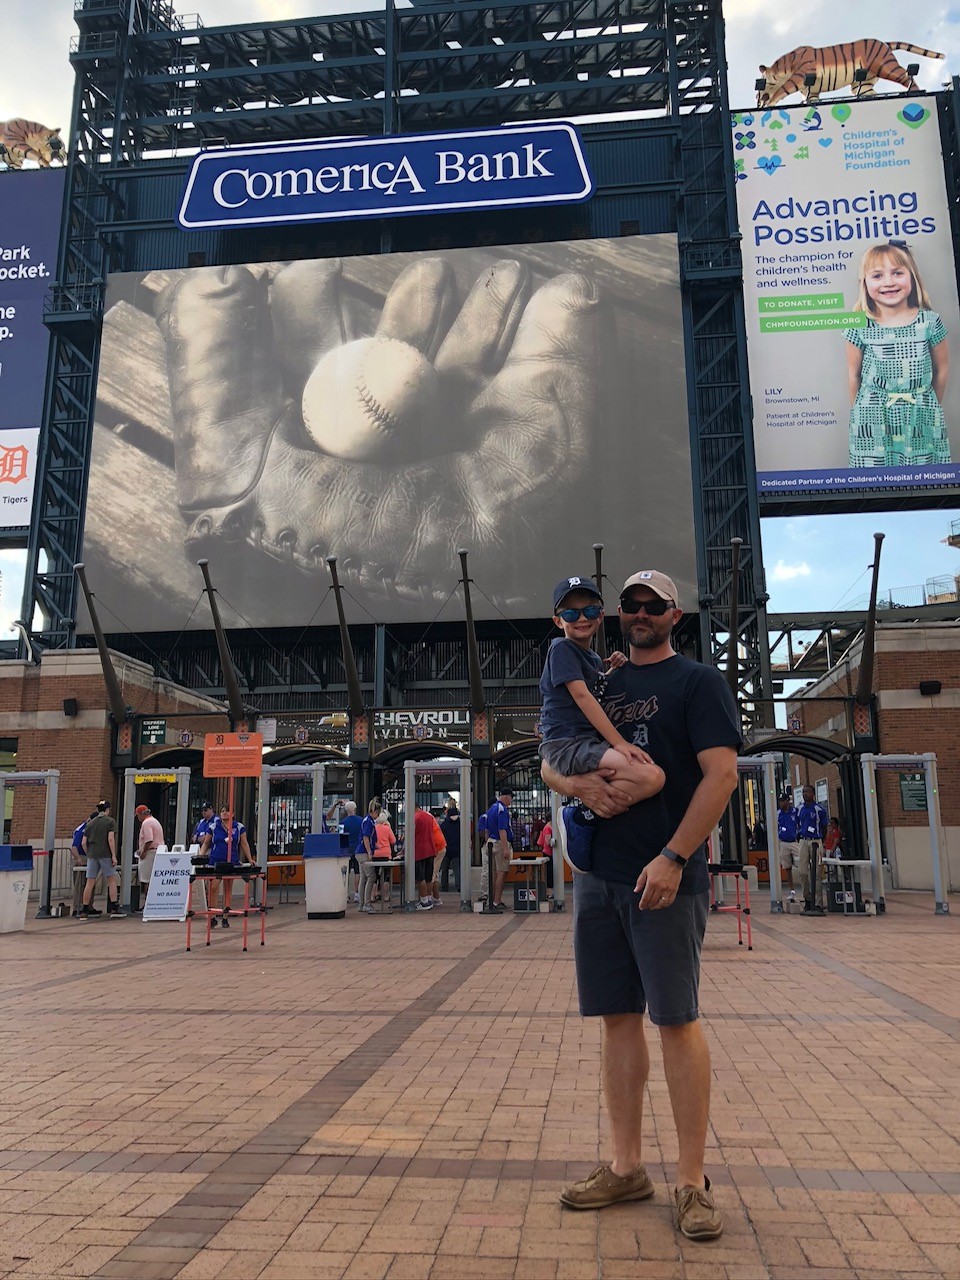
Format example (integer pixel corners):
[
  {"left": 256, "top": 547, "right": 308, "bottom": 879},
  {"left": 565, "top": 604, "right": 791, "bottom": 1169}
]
[{"left": 202, "top": 732, "right": 264, "bottom": 778}]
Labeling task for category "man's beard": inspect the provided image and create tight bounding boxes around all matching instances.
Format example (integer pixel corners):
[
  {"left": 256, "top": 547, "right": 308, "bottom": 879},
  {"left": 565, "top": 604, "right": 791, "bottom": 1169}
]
[{"left": 621, "top": 617, "right": 671, "bottom": 649}]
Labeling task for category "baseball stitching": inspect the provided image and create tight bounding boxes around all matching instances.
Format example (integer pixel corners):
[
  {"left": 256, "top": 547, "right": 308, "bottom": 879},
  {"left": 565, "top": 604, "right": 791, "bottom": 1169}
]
[{"left": 356, "top": 372, "right": 399, "bottom": 437}]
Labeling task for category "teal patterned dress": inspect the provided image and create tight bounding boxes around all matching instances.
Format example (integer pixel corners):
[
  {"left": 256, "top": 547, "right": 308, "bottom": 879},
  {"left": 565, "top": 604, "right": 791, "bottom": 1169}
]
[{"left": 845, "top": 310, "right": 949, "bottom": 468}]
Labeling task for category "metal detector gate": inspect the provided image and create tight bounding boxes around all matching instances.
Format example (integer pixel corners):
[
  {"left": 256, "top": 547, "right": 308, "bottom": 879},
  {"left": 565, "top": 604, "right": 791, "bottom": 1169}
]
[
  {"left": 0, "top": 770, "right": 60, "bottom": 918},
  {"left": 403, "top": 759, "right": 472, "bottom": 912},
  {"left": 736, "top": 755, "right": 783, "bottom": 914},
  {"left": 121, "top": 766, "right": 192, "bottom": 911},
  {"left": 861, "top": 753, "right": 948, "bottom": 915},
  {"left": 257, "top": 764, "right": 326, "bottom": 874}
]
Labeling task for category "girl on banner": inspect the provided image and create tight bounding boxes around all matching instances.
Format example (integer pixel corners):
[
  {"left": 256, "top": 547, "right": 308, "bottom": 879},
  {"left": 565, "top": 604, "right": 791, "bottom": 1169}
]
[{"left": 845, "top": 241, "right": 950, "bottom": 468}]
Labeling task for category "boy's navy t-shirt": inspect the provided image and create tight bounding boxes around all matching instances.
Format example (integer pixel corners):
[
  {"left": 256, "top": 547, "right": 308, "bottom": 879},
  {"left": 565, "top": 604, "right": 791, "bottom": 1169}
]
[
  {"left": 539, "top": 637, "right": 604, "bottom": 741},
  {"left": 591, "top": 654, "right": 742, "bottom": 895}
]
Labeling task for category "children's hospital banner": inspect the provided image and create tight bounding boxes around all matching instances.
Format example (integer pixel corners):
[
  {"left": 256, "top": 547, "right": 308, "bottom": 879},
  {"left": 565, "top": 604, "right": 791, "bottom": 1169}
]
[{"left": 732, "top": 96, "right": 960, "bottom": 495}]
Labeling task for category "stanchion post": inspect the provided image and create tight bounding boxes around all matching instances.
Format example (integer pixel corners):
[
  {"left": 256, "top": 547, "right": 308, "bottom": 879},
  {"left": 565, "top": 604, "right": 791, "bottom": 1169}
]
[
  {"left": 38, "top": 770, "right": 59, "bottom": 918},
  {"left": 925, "top": 753, "right": 950, "bottom": 916}
]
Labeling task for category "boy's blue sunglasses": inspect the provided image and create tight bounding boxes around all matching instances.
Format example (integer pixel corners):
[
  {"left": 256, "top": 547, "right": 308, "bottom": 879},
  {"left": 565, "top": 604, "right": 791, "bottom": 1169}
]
[{"left": 556, "top": 604, "right": 603, "bottom": 622}]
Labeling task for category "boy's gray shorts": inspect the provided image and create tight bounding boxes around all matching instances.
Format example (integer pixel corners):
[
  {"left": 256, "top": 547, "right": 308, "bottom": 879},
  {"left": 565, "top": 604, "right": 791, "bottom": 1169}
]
[
  {"left": 540, "top": 734, "right": 608, "bottom": 776},
  {"left": 572, "top": 873, "right": 709, "bottom": 1026}
]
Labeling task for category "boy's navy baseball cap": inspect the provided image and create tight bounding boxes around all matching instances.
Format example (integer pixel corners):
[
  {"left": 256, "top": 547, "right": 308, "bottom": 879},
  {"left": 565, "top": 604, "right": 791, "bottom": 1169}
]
[{"left": 552, "top": 576, "right": 603, "bottom": 612}]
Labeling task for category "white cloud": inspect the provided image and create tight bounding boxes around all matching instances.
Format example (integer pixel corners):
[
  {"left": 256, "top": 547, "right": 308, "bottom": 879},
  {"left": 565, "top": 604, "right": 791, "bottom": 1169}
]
[{"left": 770, "top": 559, "right": 812, "bottom": 582}]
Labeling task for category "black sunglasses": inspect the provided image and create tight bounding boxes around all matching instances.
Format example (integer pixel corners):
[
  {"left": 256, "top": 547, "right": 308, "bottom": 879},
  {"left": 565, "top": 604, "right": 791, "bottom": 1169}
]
[
  {"left": 556, "top": 604, "right": 603, "bottom": 622},
  {"left": 619, "top": 596, "right": 674, "bottom": 616}
]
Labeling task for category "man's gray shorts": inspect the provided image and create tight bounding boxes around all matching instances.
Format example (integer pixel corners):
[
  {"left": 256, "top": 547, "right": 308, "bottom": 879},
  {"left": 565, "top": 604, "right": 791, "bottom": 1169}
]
[
  {"left": 540, "top": 733, "right": 608, "bottom": 777},
  {"left": 85, "top": 855, "right": 117, "bottom": 881},
  {"left": 572, "top": 873, "right": 709, "bottom": 1026}
]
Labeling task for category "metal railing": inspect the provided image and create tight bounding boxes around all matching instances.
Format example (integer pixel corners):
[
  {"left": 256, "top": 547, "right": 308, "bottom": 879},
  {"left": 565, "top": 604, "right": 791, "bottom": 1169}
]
[
  {"left": 847, "top": 580, "right": 960, "bottom": 610},
  {"left": 29, "top": 846, "right": 74, "bottom": 900}
]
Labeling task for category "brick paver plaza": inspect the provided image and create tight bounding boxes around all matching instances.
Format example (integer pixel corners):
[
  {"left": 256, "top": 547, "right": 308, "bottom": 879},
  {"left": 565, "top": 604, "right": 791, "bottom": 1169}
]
[{"left": 1, "top": 891, "right": 959, "bottom": 1279}]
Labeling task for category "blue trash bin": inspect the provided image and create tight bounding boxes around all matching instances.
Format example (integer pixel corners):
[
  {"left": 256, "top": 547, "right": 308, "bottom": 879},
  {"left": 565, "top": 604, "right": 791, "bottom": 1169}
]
[
  {"left": 302, "top": 832, "right": 350, "bottom": 919},
  {"left": 0, "top": 846, "right": 34, "bottom": 934}
]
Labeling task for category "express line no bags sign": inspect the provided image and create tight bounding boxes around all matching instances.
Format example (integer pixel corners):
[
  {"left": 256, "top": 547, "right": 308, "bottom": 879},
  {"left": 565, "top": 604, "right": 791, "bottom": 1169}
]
[{"left": 177, "top": 124, "right": 593, "bottom": 230}]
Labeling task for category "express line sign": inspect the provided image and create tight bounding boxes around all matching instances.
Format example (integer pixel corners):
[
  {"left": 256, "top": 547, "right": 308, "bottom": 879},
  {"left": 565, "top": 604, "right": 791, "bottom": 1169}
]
[{"left": 177, "top": 124, "right": 593, "bottom": 230}]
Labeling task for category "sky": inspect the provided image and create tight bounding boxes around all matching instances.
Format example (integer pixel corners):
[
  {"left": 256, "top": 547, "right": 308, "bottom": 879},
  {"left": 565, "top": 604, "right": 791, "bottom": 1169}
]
[{"left": 3, "top": 1, "right": 960, "bottom": 629}]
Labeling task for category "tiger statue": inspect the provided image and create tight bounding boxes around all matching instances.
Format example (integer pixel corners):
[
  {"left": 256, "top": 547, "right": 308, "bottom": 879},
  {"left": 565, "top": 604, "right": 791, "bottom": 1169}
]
[
  {"left": 756, "top": 41, "right": 944, "bottom": 106},
  {"left": 0, "top": 120, "right": 65, "bottom": 170}
]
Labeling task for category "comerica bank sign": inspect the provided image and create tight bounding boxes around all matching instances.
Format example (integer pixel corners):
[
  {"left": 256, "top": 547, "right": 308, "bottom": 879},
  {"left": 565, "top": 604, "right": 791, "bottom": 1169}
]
[{"left": 177, "top": 124, "right": 593, "bottom": 229}]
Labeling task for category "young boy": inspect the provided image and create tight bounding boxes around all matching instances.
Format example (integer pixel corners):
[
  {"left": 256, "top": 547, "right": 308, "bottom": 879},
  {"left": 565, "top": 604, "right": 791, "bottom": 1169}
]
[{"left": 539, "top": 577, "right": 665, "bottom": 870}]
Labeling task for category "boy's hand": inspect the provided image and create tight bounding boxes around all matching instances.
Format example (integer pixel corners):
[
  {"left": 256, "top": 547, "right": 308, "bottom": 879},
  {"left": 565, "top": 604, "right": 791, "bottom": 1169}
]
[
  {"left": 616, "top": 741, "right": 656, "bottom": 767},
  {"left": 605, "top": 651, "right": 628, "bottom": 670}
]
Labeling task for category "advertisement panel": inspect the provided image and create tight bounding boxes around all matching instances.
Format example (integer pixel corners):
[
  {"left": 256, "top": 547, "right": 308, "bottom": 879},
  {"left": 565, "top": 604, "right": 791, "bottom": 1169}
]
[
  {"left": 733, "top": 96, "right": 960, "bottom": 496},
  {"left": 0, "top": 428, "right": 39, "bottom": 528},
  {"left": 178, "top": 124, "right": 593, "bottom": 229},
  {"left": 0, "top": 169, "right": 63, "bottom": 430},
  {"left": 0, "top": 168, "right": 63, "bottom": 530},
  {"left": 81, "top": 234, "right": 695, "bottom": 630}
]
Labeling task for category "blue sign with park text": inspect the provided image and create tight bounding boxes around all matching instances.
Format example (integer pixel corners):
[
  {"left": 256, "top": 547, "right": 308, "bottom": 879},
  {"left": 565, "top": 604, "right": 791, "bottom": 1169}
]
[
  {"left": 178, "top": 124, "right": 593, "bottom": 230},
  {"left": 0, "top": 168, "right": 64, "bottom": 431}
]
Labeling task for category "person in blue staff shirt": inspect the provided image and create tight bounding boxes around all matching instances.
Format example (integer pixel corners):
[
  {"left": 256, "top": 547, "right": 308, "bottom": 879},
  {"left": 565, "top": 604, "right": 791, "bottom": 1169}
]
[
  {"left": 776, "top": 794, "right": 801, "bottom": 899},
  {"left": 200, "top": 805, "right": 253, "bottom": 927},
  {"left": 339, "top": 801, "right": 364, "bottom": 902},
  {"left": 797, "top": 786, "right": 828, "bottom": 914},
  {"left": 191, "top": 801, "right": 215, "bottom": 848},
  {"left": 483, "top": 787, "right": 514, "bottom": 912},
  {"left": 70, "top": 811, "right": 98, "bottom": 917}
]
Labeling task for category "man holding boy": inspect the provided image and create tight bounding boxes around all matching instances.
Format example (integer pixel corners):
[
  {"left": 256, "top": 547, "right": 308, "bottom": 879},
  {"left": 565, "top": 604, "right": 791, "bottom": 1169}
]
[{"left": 541, "top": 570, "right": 740, "bottom": 1241}]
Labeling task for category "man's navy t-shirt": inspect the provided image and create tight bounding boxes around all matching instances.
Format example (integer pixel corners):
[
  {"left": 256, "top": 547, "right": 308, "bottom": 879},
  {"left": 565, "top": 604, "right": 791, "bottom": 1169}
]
[
  {"left": 591, "top": 654, "right": 741, "bottom": 895},
  {"left": 539, "top": 638, "right": 604, "bottom": 741}
]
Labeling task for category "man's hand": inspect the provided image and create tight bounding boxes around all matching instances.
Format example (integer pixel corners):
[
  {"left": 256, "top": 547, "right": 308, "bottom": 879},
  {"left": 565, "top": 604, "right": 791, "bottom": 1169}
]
[
  {"left": 567, "top": 769, "right": 634, "bottom": 818},
  {"left": 158, "top": 258, "right": 599, "bottom": 605},
  {"left": 635, "top": 855, "right": 683, "bottom": 910}
]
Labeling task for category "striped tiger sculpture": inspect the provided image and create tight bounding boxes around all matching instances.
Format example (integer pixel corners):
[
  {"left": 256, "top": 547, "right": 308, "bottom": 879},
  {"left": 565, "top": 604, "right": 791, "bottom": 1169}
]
[
  {"left": 0, "top": 120, "right": 65, "bottom": 170},
  {"left": 756, "top": 41, "right": 944, "bottom": 106}
]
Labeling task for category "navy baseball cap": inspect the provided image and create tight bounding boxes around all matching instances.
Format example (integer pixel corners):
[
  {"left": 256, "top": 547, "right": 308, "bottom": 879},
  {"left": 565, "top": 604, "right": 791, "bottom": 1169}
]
[{"left": 552, "top": 576, "right": 602, "bottom": 612}]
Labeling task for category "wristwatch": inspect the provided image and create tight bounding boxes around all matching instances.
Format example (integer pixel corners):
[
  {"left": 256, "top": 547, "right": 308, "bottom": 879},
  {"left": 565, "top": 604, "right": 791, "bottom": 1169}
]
[{"left": 660, "top": 847, "right": 688, "bottom": 867}]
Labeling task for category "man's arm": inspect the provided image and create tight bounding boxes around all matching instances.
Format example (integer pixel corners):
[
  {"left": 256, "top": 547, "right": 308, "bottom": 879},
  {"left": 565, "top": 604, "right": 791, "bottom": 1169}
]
[
  {"left": 108, "top": 828, "right": 117, "bottom": 862},
  {"left": 540, "top": 761, "right": 653, "bottom": 818},
  {"left": 81, "top": 834, "right": 89, "bottom": 855},
  {"left": 635, "top": 745, "right": 738, "bottom": 909}
]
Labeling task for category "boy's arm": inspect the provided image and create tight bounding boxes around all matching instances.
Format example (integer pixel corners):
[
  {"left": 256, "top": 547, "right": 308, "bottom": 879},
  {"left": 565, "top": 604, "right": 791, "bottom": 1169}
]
[{"left": 565, "top": 679, "right": 653, "bottom": 763}]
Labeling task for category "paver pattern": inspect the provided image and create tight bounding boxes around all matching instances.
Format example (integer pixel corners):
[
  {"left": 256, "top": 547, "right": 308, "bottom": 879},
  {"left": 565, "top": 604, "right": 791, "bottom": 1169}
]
[{"left": 1, "top": 890, "right": 958, "bottom": 1279}]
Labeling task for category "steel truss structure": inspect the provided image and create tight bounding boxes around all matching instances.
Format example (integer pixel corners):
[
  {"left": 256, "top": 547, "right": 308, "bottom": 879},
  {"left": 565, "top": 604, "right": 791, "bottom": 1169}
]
[{"left": 27, "top": 0, "right": 769, "bottom": 718}]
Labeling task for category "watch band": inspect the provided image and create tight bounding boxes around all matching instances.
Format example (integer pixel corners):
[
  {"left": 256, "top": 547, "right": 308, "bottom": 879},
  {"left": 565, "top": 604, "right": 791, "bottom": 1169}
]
[{"left": 660, "top": 846, "right": 688, "bottom": 867}]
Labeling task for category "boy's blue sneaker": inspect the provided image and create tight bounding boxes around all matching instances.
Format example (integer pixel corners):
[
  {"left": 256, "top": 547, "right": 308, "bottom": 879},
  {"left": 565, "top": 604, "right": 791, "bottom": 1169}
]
[{"left": 561, "top": 805, "right": 595, "bottom": 874}]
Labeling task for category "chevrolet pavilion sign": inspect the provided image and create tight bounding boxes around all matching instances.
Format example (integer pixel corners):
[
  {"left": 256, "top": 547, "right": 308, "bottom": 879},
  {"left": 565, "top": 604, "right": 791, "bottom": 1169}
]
[{"left": 177, "top": 124, "right": 593, "bottom": 230}]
